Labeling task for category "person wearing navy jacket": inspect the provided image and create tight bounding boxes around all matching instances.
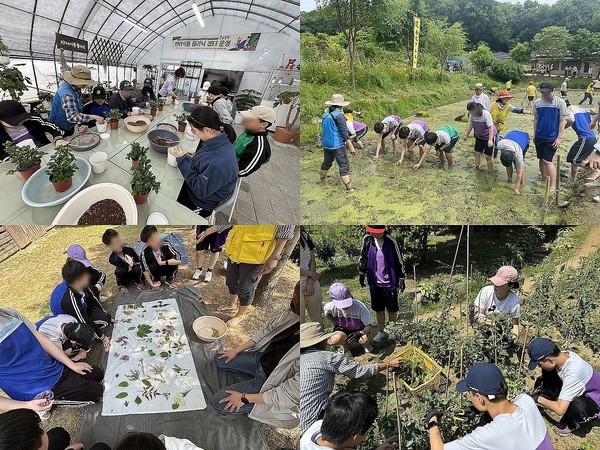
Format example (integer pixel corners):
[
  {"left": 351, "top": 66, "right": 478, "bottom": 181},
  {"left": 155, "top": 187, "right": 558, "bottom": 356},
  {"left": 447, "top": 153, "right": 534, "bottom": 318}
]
[
  {"left": 102, "top": 228, "right": 144, "bottom": 293},
  {"left": 174, "top": 106, "right": 238, "bottom": 218}
]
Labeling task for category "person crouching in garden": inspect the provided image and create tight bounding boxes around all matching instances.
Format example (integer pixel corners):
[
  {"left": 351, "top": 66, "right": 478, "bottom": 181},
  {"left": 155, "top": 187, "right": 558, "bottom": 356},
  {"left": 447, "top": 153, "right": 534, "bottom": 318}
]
[
  {"left": 427, "top": 363, "right": 554, "bottom": 449},
  {"left": 498, "top": 130, "right": 530, "bottom": 195},
  {"left": 564, "top": 102, "right": 600, "bottom": 183},
  {"left": 324, "top": 282, "right": 374, "bottom": 353},
  {"left": 395, "top": 119, "right": 429, "bottom": 165},
  {"left": 358, "top": 225, "right": 406, "bottom": 343},
  {"left": 527, "top": 337, "right": 600, "bottom": 436},
  {"left": 463, "top": 102, "right": 497, "bottom": 173},
  {"left": 343, "top": 107, "right": 368, "bottom": 149},
  {"left": 320, "top": 94, "right": 356, "bottom": 193},
  {"left": 373, "top": 115, "right": 403, "bottom": 161},
  {"left": 173, "top": 107, "right": 238, "bottom": 218},
  {"left": 420, "top": 126, "right": 460, "bottom": 170}
]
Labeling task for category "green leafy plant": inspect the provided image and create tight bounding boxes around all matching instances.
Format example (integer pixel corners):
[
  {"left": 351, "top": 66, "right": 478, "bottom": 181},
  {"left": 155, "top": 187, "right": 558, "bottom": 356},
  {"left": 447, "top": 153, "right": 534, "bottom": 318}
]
[
  {"left": 158, "top": 98, "right": 165, "bottom": 106},
  {"left": 273, "top": 90, "right": 299, "bottom": 107},
  {"left": 34, "top": 103, "right": 49, "bottom": 115},
  {"left": 0, "top": 35, "right": 8, "bottom": 57},
  {"left": 234, "top": 89, "right": 262, "bottom": 111},
  {"left": 174, "top": 88, "right": 185, "bottom": 97},
  {"left": 37, "top": 91, "right": 53, "bottom": 102},
  {"left": 126, "top": 142, "right": 148, "bottom": 162},
  {"left": 108, "top": 108, "right": 122, "bottom": 121},
  {"left": 490, "top": 60, "right": 524, "bottom": 83},
  {"left": 149, "top": 100, "right": 159, "bottom": 111},
  {"left": 0, "top": 66, "right": 31, "bottom": 101},
  {"left": 45, "top": 146, "right": 78, "bottom": 182},
  {"left": 174, "top": 113, "right": 188, "bottom": 124},
  {"left": 131, "top": 158, "right": 161, "bottom": 196},
  {"left": 3, "top": 142, "right": 46, "bottom": 175}
]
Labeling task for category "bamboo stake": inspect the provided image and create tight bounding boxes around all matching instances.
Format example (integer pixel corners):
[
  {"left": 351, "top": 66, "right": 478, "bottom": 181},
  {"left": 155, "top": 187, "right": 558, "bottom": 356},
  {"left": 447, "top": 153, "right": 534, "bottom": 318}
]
[
  {"left": 459, "top": 346, "right": 464, "bottom": 407},
  {"left": 445, "top": 351, "right": 453, "bottom": 397},
  {"left": 465, "top": 225, "right": 470, "bottom": 332},
  {"left": 385, "top": 367, "right": 390, "bottom": 418},
  {"left": 518, "top": 324, "right": 530, "bottom": 381},
  {"left": 543, "top": 176, "right": 551, "bottom": 209},
  {"left": 556, "top": 155, "right": 561, "bottom": 193},
  {"left": 414, "top": 265, "right": 418, "bottom": 323},
  {"left": 393, "top": 372, "right": 402, "bottom": 450}
]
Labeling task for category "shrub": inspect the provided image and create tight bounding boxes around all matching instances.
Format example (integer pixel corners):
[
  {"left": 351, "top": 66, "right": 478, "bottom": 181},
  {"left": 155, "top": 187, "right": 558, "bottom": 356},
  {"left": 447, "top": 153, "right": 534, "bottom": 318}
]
[{"left": 489, "top": 60, "right": 524, "bottom": 82}]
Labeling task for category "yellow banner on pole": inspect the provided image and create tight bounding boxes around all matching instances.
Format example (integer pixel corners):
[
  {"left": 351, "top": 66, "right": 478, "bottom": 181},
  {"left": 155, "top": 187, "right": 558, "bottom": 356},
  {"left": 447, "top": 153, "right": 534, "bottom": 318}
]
[{"left": 412, "top": 17, "right": 421, "bottom": 69}]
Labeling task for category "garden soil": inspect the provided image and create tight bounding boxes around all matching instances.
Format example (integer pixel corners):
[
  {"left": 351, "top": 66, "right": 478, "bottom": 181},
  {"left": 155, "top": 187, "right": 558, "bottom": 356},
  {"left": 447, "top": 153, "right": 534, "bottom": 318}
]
[{"left": 301, "top": 87, "right": 600, "bottom": 225}]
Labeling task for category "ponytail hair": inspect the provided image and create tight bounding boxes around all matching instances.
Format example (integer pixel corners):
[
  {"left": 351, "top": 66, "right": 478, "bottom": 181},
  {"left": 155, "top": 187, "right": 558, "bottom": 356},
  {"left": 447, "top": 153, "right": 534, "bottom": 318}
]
[{"left": 187, "top": 106, "right": 237, "bottom": 144}]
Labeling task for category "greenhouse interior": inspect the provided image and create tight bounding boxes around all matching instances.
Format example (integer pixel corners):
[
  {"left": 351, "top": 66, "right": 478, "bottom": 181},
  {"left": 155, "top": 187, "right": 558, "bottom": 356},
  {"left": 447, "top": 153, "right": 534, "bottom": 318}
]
[{"left": 0, "top": 0, "right": 300, "bottom": 225}]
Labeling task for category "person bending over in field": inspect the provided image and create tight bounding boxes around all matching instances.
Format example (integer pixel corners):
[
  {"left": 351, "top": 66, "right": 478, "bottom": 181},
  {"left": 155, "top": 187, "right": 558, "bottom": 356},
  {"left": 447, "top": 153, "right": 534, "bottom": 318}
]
[
  {"left": 527, "top": 338, "right": 600, "bottom": 436},
  {"left": 497, "top": 130, "right": 530, "bottom": 195},
  {"left": 415, "top": 126, "right": 460, "bottom": 170},
  {"left": 427, "top": 363, "right": 554, "bottom": 449},
  {"left": 373, "top": 115, "right": 403, "bottom": 161},
  {"left": 395, "top": 119, "right": 430, "bottom": 165},
  {"left": 564, "top": 102, "right": 600, "bottom": 183},
  {"left": 463, "top": 102, "right": 497, "bottom": 173}
]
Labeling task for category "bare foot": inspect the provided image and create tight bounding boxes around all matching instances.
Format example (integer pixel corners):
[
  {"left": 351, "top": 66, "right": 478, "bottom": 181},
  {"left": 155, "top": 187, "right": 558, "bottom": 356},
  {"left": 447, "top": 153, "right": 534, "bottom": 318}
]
[
  {"left": 226, "top": 316, "right": 244, "bottom": 327},
  {"left": 217, "top": 304, "right": 237, "bottom": 312}
]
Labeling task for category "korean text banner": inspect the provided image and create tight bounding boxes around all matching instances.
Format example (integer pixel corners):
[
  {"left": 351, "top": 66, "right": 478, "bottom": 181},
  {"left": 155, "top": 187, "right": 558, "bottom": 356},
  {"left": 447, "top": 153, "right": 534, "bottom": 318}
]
[{"left": 171, "top": 33, "right": 261, "bottom": 51}]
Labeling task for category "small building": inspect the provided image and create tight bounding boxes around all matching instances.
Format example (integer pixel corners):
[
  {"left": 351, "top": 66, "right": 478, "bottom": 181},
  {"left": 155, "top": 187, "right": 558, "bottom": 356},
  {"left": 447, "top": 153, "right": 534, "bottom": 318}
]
[
  {"left": 493, "top": 51, "right": 511, "bottom": 61},
  {"left": 531, "top": 53, "right": 599, "bottom": 77}
]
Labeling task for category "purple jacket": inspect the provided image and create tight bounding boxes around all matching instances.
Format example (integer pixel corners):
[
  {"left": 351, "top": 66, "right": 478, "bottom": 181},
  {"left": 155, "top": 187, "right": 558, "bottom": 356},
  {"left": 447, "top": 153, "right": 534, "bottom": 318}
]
[{"left": 358, "top": 234, "right": 406, "bottom": 290}]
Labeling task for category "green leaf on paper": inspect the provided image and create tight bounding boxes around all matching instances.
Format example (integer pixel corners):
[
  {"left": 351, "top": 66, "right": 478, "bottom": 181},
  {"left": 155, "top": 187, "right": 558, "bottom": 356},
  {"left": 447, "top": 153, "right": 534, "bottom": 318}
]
[
  {"left": 172, "top": 402, "right": 180, "bottom": 410},
  {"left": 116, "top": 392, "right": 128, "bottom": 399},
  {"left": 142, "top": 379, "right": 151, "bottom": 387},
  {"left": 148, "top": 349, "right": 156, "bottom": 356},
  {"left": 135, "top": 396, "right": 142, "bottom": 405},
  {"left": 160, "top": 351, "right": 169, "bottom": 358},
  {"left": 118, "top": 381, "right": 129, "bottom": 387}
]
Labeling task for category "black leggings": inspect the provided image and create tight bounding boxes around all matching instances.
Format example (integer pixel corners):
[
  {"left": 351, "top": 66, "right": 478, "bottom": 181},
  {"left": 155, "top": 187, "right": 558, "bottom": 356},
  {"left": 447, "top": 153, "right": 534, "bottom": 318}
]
[
  {"left": 536, "top": 368, "right": 600, "bottom": 428},
  {"left": 176, "top": 182, "right": 213, "bottom": 218}
]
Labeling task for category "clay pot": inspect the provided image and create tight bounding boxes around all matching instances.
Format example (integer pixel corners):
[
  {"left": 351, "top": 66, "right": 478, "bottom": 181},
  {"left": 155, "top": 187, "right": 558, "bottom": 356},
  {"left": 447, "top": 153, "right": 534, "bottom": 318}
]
[
  {"left": 131, "top": 160, "right": 139, "bottom": 170},
  {"left": 18, "top": 164, "right": 41, "bottom": 181},
  {"left": 274, "top": 126, "right": 296, "bottom": 143},
  {"left": 110, "top": 119, "right": 119, "bottom": 130},
  {"left": 178, "top": 122, "right": 186, "bottom": 132},
  {"left": 158, "top": 104, "right": 164, "bottom": 111},
  {"left": 51, "top": 176, "right": 73, "bottom": 193},
  {"left": 150, "top": 109, "right": 157, "bottom": 117},
  {"left": 133, "top": 193, "right": 148, "bottom": 204},
  {"left": 292, "top": 131, "right": 300, "bottom": 147}
]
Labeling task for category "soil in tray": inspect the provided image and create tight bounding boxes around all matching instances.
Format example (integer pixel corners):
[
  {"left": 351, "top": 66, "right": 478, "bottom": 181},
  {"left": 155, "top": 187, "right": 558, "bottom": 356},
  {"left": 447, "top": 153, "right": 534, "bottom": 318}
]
[
  {"left": 151, "top": 136, "right": 176, "bottom": 147},
  {"left": 77, "top": 199, "right": 127, "bottom": 225},
  {"left": 128, "top": 120, "right": 147, "bottom": 126}
]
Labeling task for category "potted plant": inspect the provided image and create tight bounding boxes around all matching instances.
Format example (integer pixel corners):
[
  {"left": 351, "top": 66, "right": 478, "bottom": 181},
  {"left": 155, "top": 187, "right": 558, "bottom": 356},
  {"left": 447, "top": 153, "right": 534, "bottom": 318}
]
[
  {"left": 3, "top": 141, "right": 46, "bottom": 181},
  {"left": 108, "top": 109, "right": 121, "bottom": 129},
  {"left": 125, "top": 142, "right": 148, "bottom": 169},
  {"left": 233, "top": 89, "right": 262, "bottom": 124},
  {"left": 175, "top": 113, "right": 188, "bottom": 132},
  {"left": 34, "top": 103, "right": 49, "bottom": 119},
  {"left": 130, "top": 157, "right": 161, "bottom": 204},
  {"left": 45, "top": 146, "right": 78, "bottom": 192},
  {"left": 149, "top": 100, "right": 159, "bottom": 117},
  {"left": 158, "top": 98, "right": 165, "bottom": 112},
  {"left": 273, "top": 91, "right": 299, "bottom": 143},
  {"left": 0, "top": 66, "right": 31, "bottom": 101},
  {"left": 174, "top": 88, "right": 185, "bottom": 102}
]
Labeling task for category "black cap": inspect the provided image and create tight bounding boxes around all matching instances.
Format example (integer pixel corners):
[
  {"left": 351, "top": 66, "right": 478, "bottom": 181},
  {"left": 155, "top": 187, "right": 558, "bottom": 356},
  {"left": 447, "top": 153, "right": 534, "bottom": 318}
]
[
  {"left": 63, "top": 322, "right": 95, "bottom": 348},
  {"left": 0, "top": 100, "right": 31, "bottom": 126},
  {"left": 539, "top": 81, "right": 554, "bottom": 93},
  {"left": 143, "top": 78, "right": 153, "bottom": 87},
  {"left": 92, "top": 85, "right": 107, "bottom": 100},
  {"left": 527, "top": 338, "right": 556, "bottom": 370},
  {"left": 456, "top": 363, "right": 506, "bottom": 397},
  {"left": 119, "top": 80, "right": 134, "bottom": 91}
]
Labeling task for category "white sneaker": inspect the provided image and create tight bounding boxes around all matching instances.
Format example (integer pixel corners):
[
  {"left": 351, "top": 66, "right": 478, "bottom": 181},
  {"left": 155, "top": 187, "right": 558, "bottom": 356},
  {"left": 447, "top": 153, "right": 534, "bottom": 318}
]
[
  {"left": 99, "top": 295, "right": 108, "bottom": 303},
  {"left": 192, "top": 268, "right": 203, "bottom": 280},
  {"left": 204, "top": 270, "right": 213, "bottom": 282},
  {"left": 37, "top": 410, "right": 51, "bottom": 421},
  {"left": 373, "top": 331, "right": 388, "bottom": 343},
  {"left": 223, "top": 260, "right": 228, "bottom": 270}
]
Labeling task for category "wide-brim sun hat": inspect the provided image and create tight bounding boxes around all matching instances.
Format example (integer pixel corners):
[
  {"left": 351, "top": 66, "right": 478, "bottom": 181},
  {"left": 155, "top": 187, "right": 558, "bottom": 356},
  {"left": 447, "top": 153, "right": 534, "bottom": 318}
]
[
  {"left": 325, "top": 93, "right": 350, "bottom": 107},
  {"left": 300, "top": 322, "right": 335, "bottom": 348},
  {"left": 497, "top": 89, "right": 513, "bottom": 99},
  {"left": 62, "top": 65, "right": 97, "bottom": 86}
]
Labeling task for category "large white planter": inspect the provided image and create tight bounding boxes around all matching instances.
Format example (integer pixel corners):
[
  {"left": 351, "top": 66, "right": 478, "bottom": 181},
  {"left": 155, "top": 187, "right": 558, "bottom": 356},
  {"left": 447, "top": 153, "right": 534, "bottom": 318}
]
[{"left": 52, "top": 183, "right": 138, "bottom": 225}]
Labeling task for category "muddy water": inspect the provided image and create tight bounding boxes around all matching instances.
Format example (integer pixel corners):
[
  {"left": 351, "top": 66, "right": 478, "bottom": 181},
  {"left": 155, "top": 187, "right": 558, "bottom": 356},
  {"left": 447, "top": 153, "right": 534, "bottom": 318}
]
[{"left": 301, "top": 88, "right": 600, "bottom": 224}]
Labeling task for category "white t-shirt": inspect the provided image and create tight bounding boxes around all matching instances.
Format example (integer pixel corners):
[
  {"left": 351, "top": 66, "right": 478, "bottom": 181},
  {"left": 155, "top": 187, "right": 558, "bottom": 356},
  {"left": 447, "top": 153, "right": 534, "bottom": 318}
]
[
  {"left": 556, "top": 351, "right": 594, "bottom": 402},
  {"left": 300, "top": 420, "right": 330, "bottom": 450},
  {"left": 497, "top": 139, "right": 525, "bottom": 170},
  {"left": 444, "top": 394, "right": 551, "bottom": 450},
  {"left": 436, "top": 130, "right": 451, "bottom": 145},
  {"left": 474, "top": 285, "right": 520, "bottom": 318},
  {"left": 407, "top": 122, "right": 425, "bottom": 140},
  {"left": 561, "top": 81, "right": 567, "bottom": 91},
  {"left": 37, "top": 314, "right": 77, "bottom": 350},
  {"left": 323, "top": 299, "right": 373, "bottom": 331},
  {"left": 346, "top": 120, "right": 356, "bottom": 135}
]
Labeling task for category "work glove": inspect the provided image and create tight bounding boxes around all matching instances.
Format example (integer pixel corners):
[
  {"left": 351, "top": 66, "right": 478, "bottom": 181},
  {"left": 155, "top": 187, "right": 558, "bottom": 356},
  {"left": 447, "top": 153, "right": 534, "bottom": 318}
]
[
  {"left": 425, "top": 410, "right": 444, "bottom": 424},
  {"left": 359, "top": 273, "right": 366, "bottom": 288},
  {"left": 346, "top": 331, "right": 365, "bottom": 345}
]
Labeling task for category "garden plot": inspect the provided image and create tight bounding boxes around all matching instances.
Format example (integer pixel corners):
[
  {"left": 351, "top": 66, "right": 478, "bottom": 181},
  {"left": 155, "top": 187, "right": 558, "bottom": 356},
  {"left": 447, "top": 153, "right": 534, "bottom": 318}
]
[{"left": 102, "top": 298, "right": 206, "bottom": 416}]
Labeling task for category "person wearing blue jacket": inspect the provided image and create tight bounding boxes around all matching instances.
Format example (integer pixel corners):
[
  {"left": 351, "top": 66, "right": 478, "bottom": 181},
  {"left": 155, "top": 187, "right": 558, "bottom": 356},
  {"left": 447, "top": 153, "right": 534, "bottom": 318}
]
[
  {"left": 82, "top": 86, "right": 110, "bottom": 129},
  {"left": 173, "top": 106, "right": 238, "bottom": 218},
  {"left": 320, "top": 94, "right": 356, "bottom": 193}
]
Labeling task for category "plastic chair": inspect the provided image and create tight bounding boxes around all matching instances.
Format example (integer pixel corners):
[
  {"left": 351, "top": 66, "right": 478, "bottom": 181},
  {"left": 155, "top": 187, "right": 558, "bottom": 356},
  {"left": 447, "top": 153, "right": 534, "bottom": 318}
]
[{"left": 208, "top": 178, "right": 242, "bottom": 225}]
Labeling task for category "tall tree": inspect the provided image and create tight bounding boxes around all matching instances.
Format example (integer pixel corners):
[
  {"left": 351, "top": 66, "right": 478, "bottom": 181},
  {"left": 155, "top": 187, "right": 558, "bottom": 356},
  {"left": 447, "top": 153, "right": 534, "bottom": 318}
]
[
  {"left": 470, "top": 43, "right": 494, "bottom": 73},
  {"left": 254, "top": 226, "right": 300, "bottom": 308},
  {"left": 422, "top": 18, "right": 467, "bottom": 76},
  {"left": 569, "top": 29, "right": 600, "bottom": 67},
  {"left": 509, "top": 42, "right": 532, "bottom": 65},
  {"left": 531, "top": 26, "right": 572, "bottom": 63}
]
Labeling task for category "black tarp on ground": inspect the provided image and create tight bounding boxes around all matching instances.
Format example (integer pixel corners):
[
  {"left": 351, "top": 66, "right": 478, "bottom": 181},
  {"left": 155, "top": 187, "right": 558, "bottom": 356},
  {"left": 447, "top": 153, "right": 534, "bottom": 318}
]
[{"left": 78, "top": 285, "right": 267, "bottom": 450}]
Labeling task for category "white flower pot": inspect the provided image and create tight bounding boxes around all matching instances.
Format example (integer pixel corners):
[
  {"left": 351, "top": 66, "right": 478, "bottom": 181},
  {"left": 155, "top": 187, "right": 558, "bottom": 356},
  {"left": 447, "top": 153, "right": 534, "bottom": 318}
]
[
  {"left": 89, "top": 152, "right": 108, "bottom": 174},
  {"left": 0, "top": 56, "right": 10, "bottom": 65},
  {"left": 234, "top": 111, "right": 244, "bottom": 125},
  {"left": 166, "top": 147, "right": 178, "bottom": 167},
  {"left": 185, "top": 124, "right": 196, "bottom": 141},
  {"left": 96, "top": 122, "right": 108, "bottom": 132}
]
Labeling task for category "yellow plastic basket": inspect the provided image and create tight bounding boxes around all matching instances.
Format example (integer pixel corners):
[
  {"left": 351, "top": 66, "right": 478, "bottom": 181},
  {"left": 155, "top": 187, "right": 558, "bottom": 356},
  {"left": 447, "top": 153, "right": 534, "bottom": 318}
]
[{"left": 386, "top": 345, "right": 443, "bottom": 397}]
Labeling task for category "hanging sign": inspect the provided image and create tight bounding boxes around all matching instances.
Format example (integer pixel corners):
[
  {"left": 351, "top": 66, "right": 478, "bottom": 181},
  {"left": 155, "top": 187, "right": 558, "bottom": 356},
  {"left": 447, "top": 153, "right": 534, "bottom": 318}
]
[
  {"left": 171, "top": 33, "right": 261, "bottom": 51},
  {"left": 55, "top": 33, "right": 89, "bottom": 54},
  {"left": 412, "top": 17, "right": 420, "bottom": 69}
]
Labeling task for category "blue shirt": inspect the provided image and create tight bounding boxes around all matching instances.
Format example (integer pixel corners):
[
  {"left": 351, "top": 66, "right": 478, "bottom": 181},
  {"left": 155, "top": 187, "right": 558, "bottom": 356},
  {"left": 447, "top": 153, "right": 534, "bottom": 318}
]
[
  {"left": 567, "top": 107, "right": 596, "bottom": 139},
  {"left": 50, "top": 281, "right": 68, "bottom": 315},
  {"left": 0, "top": 308, "right": 64, "bottom": 401},
  {"left": 504, "top": 130, "right": 530, "bottom": 151},
  {"left": 533, "top": 95, "right": 567, "bottom": 140},
  {"left": 82, "top": 101, "right": 110, "bottom": 128}
]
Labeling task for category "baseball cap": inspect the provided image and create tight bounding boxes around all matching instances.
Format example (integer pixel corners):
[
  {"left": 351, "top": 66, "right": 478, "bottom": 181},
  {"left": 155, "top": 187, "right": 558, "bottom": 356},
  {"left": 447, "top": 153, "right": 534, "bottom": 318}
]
[
  {"left": 489, "top": 266, "right": 519, "bottom": 288},
  {"left": 0, "top": 100, "right": 31, "bottom": 126},
  {"left": 366, "top": 225, "right": 386, "bottom": 233},
  {"left": 92, "top": 85, "right": 106, "bottom": 100},
  {"left": 240, "top": 106, "right": 276, "bottom": 123},
  {"left": 499, "top": 151, "right": 513, "bottom": 168},
  {"left": 63, "top": 322, "right": 95, "bottom": 348},
  {"left": 539, "top": 81, "right": 554, "bottom": 93},
  {"left": 120, "top": 80, "right": 134, "bottom": 91},
  {"left": 65, "top": 244, "right": 91, "bottom": 267},
  {"left": 527, "top": 338, "right": 556, "bottom": 370},
  {"left": 327, "top": 282, "right": 353, "bottom": 308},
  {"left": 474, "top": 83, "right": 484, "bottom": 89},
  {"left": 456, "top": 363, "right": 506, "bottom": 397},
  {"left": 143, "top": 78, "right": 153, "bottom": 87}
]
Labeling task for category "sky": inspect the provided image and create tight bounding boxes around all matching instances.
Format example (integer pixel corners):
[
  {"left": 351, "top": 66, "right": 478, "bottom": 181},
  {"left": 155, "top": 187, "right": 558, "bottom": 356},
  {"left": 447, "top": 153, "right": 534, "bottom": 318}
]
[{"left": 300, "top": 0, "right": 558, "bottom": 13}]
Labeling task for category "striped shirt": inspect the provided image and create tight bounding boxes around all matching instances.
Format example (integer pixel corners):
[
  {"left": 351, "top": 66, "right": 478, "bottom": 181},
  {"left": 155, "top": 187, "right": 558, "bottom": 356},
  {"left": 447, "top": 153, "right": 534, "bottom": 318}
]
[
  {"left": 300, "top": 348, "right": 379, "bottom": 433},
  {"left": 211, "top": 98, "right": 233, "bottom": 124},
  {"left": 159, "top": 74, "right": 177, "bottom": 97}
]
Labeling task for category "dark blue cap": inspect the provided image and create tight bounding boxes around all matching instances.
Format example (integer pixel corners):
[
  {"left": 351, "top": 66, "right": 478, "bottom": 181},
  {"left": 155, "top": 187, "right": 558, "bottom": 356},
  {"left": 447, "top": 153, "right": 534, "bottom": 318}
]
[
  {"left": 539, "top": 81, "right": 554, "bottom": 93},
  {"left": 456, "top": 363, "right": 506, "bottom": 397},
  {"left": 527, "top": 338, "right": 556, "bottom": 370}
]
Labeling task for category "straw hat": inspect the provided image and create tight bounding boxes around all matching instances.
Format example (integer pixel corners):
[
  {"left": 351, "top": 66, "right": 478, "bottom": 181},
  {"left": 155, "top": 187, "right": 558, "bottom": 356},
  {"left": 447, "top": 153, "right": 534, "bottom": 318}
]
[
  {"left": 497, "top": 89, "right": 513, "bottom": 99},
  {"left": 62, "top": 65, "right": 97, "bottom": 86},
  {"left": 300, "top": 322, "right": 335, "bottom": 348},
  {"left": 325, "top": 94, "right": 350, "bottom": 107}
]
